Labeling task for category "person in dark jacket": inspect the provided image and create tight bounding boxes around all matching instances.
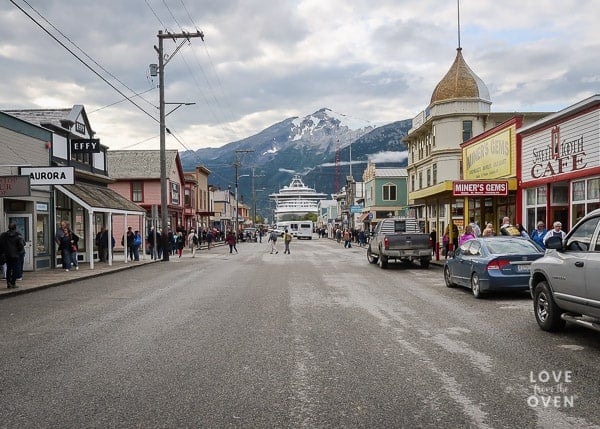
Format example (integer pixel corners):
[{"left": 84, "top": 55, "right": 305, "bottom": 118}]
[{"left": 0, "top": 223, "right": 25, "bottom": 288}]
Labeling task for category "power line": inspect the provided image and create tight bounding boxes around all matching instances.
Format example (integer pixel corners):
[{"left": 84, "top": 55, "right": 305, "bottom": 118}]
[{"left": 10, "top": 0, "right": 159, "bottom": 124}]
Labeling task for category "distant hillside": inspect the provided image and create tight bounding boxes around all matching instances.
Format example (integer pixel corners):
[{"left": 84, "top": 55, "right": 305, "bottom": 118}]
[{"left": 180, "top": 109, "right": 411, "bottom": 221}]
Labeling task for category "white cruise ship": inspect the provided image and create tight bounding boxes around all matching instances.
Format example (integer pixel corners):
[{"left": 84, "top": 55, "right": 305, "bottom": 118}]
[{"left": 269, "top": 175, "right": 328, "bottom": 222}]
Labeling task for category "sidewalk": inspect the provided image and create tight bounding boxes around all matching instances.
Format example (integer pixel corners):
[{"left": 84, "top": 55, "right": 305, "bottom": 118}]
[
  {"left": 1, "top": 242, "right": 226, "bottom": 299},
  {"left": 0, "top": 258, "right": 158, "bottom": 299}
]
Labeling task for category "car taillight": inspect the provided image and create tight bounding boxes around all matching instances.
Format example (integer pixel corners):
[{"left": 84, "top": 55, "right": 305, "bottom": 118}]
[
  {"left": 384, "top": 237, "right": 389, "bottom": 250},
  {"left": 486, "top": 259, "right": 511, "bottom": 271}
]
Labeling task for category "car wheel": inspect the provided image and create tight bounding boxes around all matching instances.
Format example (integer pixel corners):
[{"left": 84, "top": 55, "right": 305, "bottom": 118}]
[
  {"left": 420, "top": 258, "right": 430, "bottom": 269},
  {"left": 444, "top": 266, "right": 455, "bottom": 288},
  {"left": 471, "top": 273, "right": 483, "bottom": 299},
  {"left": 533, "top": 280, "right": 566, "bottom": 332},
  {"left": 367, "top": 246, "right": 378, "bottom": 264},
  {"left": 379, "top": 253, "right": 388, "bottom": 269}
]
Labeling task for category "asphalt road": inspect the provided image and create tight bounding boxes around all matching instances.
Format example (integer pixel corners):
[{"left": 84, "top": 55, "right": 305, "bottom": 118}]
[{"left": 1, "top": 238, "right": 599, "bottom": 428}]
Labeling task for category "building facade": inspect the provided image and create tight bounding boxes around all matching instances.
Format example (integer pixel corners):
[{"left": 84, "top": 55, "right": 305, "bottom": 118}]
[{"left": 518, "top": 94, "right": 600, "bottom": 231}]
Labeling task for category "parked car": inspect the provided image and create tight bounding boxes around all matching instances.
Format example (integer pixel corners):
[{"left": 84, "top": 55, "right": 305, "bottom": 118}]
[
  {"left": 444, "top": 236, "right": 545, "bottom": 298},
  {"left": 529, "top": 208, "right": 600, "bottom": 332}
]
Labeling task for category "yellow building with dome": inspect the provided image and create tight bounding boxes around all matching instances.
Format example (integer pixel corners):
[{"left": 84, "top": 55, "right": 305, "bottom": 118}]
[{"left": 404, "top": 47, "right": 548, "bottom": 255}]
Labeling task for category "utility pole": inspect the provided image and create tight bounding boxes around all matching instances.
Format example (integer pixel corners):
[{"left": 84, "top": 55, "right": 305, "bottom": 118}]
[
  {"left": 234, "top": 149, "right": 254, "bottom": 235},
  {"left": 155, "top": 30, "right": 203, "bottom": 261},
  {"left": 251, "top": 167, "right": 264, "bottom": 227}
]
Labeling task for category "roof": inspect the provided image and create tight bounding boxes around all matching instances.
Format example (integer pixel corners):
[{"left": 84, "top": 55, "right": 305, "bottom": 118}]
[
  {"left": 107, "top": 150, "right": 179, "bottom": 179},
  {"left": 430, "top": 48, "right": 490, "bottom": 105},
  {"left": 517, "top": 94, "right": 600, "bottom": 135},
  {"left": 2, "top": 106, "right": 89, "bottom": 133},
  {"left": 375, "top": 168, "right": 408, "bottom": 178},
  {"left": 57, "top": 184, "right": 145, "bottom": 213}
]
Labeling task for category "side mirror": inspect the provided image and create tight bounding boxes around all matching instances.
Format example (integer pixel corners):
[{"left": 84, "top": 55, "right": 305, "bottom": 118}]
[{"left": 545, "top": 235, "right": 563, "bottom": 250}]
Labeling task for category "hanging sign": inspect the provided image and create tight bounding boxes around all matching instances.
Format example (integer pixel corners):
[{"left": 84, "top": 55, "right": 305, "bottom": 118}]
[
  {"left": 71, "top": 138, "right": 101, "bottom": 153},
  {"left": 0, "top": 175, "right": 30, "bottom": 197}
]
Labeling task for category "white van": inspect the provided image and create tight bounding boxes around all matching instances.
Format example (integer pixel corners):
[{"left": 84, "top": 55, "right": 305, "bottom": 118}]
[{"left": 275, "top": 221, "right": 313, "bottom": 239}]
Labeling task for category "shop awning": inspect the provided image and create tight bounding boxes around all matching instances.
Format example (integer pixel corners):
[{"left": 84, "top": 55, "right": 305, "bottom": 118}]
[
  {"left": 56, "top": 184, "right": 146, "bottom": 215},
  {"left": 358, "top": 212, "right": 371, "bottom": 222}
]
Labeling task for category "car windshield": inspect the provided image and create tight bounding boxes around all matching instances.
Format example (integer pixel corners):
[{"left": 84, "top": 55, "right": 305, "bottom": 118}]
[{"left": 486, "top": 239, "right": 542, "bottom": 255}]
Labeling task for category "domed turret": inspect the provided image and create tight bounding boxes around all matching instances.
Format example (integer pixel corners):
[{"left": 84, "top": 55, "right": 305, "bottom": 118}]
[{"left": 430, "top": 48, "right": 490, "bottom": 105}]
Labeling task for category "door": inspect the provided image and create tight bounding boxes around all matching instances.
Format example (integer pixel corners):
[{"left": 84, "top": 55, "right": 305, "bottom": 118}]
[{"left": 8, "top": 214, "right": 33, "bottom": 271}]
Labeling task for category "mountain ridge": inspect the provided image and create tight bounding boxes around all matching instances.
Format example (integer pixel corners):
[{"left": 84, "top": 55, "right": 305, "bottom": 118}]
[{"left": 180, "top": 108, "right": 411, "bottom": 221}]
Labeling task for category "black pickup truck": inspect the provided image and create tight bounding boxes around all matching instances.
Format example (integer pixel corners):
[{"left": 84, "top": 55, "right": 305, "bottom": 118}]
[{"left": 367, "top": 217, "right": 432, "bottom": 268}]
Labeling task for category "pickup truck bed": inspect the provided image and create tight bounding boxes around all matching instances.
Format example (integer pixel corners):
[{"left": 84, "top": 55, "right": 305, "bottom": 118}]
[{"left": 367, "top": 217, "right": 432, "bottom": 268}]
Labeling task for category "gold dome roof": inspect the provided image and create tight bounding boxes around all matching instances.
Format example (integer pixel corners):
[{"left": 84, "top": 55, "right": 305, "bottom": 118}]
[{"left": 430, "top": 48, "right": 490, "bottom": 105}]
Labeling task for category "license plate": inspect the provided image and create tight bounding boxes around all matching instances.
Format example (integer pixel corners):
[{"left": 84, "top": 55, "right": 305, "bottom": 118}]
[{"left": 516, "top": 265, "right": 530, "bottom": 272}]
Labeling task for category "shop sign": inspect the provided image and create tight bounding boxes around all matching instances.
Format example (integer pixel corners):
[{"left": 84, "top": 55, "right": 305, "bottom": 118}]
[
  {"left": 0, "top": 175, "right": 30, "bottom": 197},
  {"left": 453, "top": 180, "right": 508, "bottom": 196},
  {"left": 71, "top": 138, "right": 101, "bottom": 153},
  {"left": 464, "top": 127, "right": 514, "bottom": 179},
  {"left": 350, "top": 205, "right": 363, "bottom": 213},
  {"left": 20, "top": 166, "right": 75, "bottom": 185}
]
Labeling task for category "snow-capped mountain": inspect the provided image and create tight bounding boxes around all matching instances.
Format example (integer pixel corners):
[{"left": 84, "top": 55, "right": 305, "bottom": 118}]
[{"left": 180, "top": 108, "right": 411, "bottom": 218}]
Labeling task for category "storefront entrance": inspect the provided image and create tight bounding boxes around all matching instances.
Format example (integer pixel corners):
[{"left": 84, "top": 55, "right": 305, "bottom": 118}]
[{"left": 8, "top": 214, "right": 33, "bottom": 271}]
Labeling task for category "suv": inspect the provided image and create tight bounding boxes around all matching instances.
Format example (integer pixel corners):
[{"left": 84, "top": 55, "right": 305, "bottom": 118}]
[{"left": 529, "top": 208, "right": 600, "bottom": 332}]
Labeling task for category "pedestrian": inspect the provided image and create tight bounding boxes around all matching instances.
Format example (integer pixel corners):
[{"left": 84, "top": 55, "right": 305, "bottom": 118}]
[
  {"left": 188, "top": 229, "right": 198, "bottom": 257},
  {"left": 96, "top": 226, "right": 107, "bottom": 262},
  {"left": 0, "top": 223, "right": 25, "bottom": 288},
  {"left": 429, "top": 229, "right": 437, "bottom": 256},
  {"left": 499, "top": 217, "right": 520, "bottom": 236},
  {"left": 122, "top": 226, "right": 134, "bottom": 260},
  {"left": 15, "top": 228, "right": 26, "bottom": 281},
  {"left": 343, "top": 229, "right": 352, "bottom": 248},
  {"left": 481, "top": 223, "right": 495, "bottom": 237},
  {"left": 469, "top": 217, "right": 481, "bottom": 237},
  {"left": 67, "top": 228, "right": 80, "bottom": 271},
  {"left": 132, "top": 230, "right": 142, "bottom": 261},
  {"left": 268, "top": 229, "right": 279, "bottom": 254},
  {"left": 458, "top": 224, "right": 476, "bottom": 246},
  {"left": 530, "top": 221, "right": 547, "bottom": 249},
  {"left": 55, "top": 219, "right": 69, "bottom": 246},
  {"left": 176, "top": 232, "right": 185, "bottom": 258},
  {"left": 543, "top": 221, "right": 567, "bottom": 247},
  {"left": 358, "top": 229, "right": 366, "bottom": 247},
  {"left": 442, "top": 230, "right": 450, "bottom": 258},
  {"left": 58, "top": 226, "right": 73, "bottom": 272},
  {"left": 226, "top": 229, "right": 238, "bottom": 253},
  {"left": 283, "top": 228, "right": 292, "bottom": 254},
  {"left": 206, "top": 229, "right": 214, "bottom": 250},
  {"left": 147, "top": 227, "right": 156, "bottom": 259}
]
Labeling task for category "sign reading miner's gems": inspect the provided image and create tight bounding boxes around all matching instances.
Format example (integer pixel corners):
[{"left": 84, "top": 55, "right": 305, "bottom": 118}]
[
  {"left": 0, "top": 175, "right": 30, "bottom": 197},
  {"left": 19, "top": 166, "right": 75, "bottom": 185}
]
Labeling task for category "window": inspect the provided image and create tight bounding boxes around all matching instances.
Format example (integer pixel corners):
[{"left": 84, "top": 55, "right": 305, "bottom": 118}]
[
  {"left": 382, "top": 184, "right": 397, "bottom": 201},
  {"left": 184, "top": 188, "right": 191, "bottom": 207},
  {"left": 418, "top": 171, "right": 423, "bottom": 189},
  {"left": 427, "top": 168, "right": 431, "bottom": 187},
  {"left": 411, "top": 175, "right": 415, "bottom": 192},
  {"left": 462, "top": 120, "right": 472, "bottom": 142},
  {"left": 432, "top": 164, "right": 437, "bottom": 185},
  {"left": 131, "top": 181, "right": 143, "bottom": 202}
]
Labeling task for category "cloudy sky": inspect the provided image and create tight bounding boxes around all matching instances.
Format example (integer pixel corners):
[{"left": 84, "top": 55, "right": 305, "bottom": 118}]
[{"left": 1, "top": 0, "right": 598, "bottom": 151}]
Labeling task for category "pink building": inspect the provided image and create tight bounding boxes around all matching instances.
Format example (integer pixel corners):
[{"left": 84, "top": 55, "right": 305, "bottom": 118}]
[{"left": 107, "top": 150, "right": 186, "bottom": 250}]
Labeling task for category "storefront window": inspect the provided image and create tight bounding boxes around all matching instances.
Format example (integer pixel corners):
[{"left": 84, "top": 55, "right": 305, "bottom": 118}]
[
  {"left": 525, "top": 186, "right": 546, "bottom": 232},
  {"left": 36, "top": 213, "right": 49, "bottom": 255},
  {"left": 572, "top": 180, "right": 585, "bottom": 201}
]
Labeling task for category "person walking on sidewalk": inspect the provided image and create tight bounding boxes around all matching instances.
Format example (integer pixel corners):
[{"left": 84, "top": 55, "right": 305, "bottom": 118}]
[
  {"left": 268, "top": 230, "right": 279, "bottom": 254},
  {"left": 0, "top": 223, "right": 25, "bottom": 288},
  {"left": 187, "top": 229, "right": 198, "bottom": 257},
  {"left": 226, "top": 229, "right": 238, "bottom": 253},
  {"left": 58, "top": 226, "right": 73, "bottom": 272},
  {"left": 283, "top": 229, "right": 292, "bottom": 254}
]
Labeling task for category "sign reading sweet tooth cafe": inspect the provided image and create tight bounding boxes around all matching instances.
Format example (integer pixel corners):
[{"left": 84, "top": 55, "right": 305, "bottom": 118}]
[{"left": 521, "top": 110, "right": 599, "bottom": 184}]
